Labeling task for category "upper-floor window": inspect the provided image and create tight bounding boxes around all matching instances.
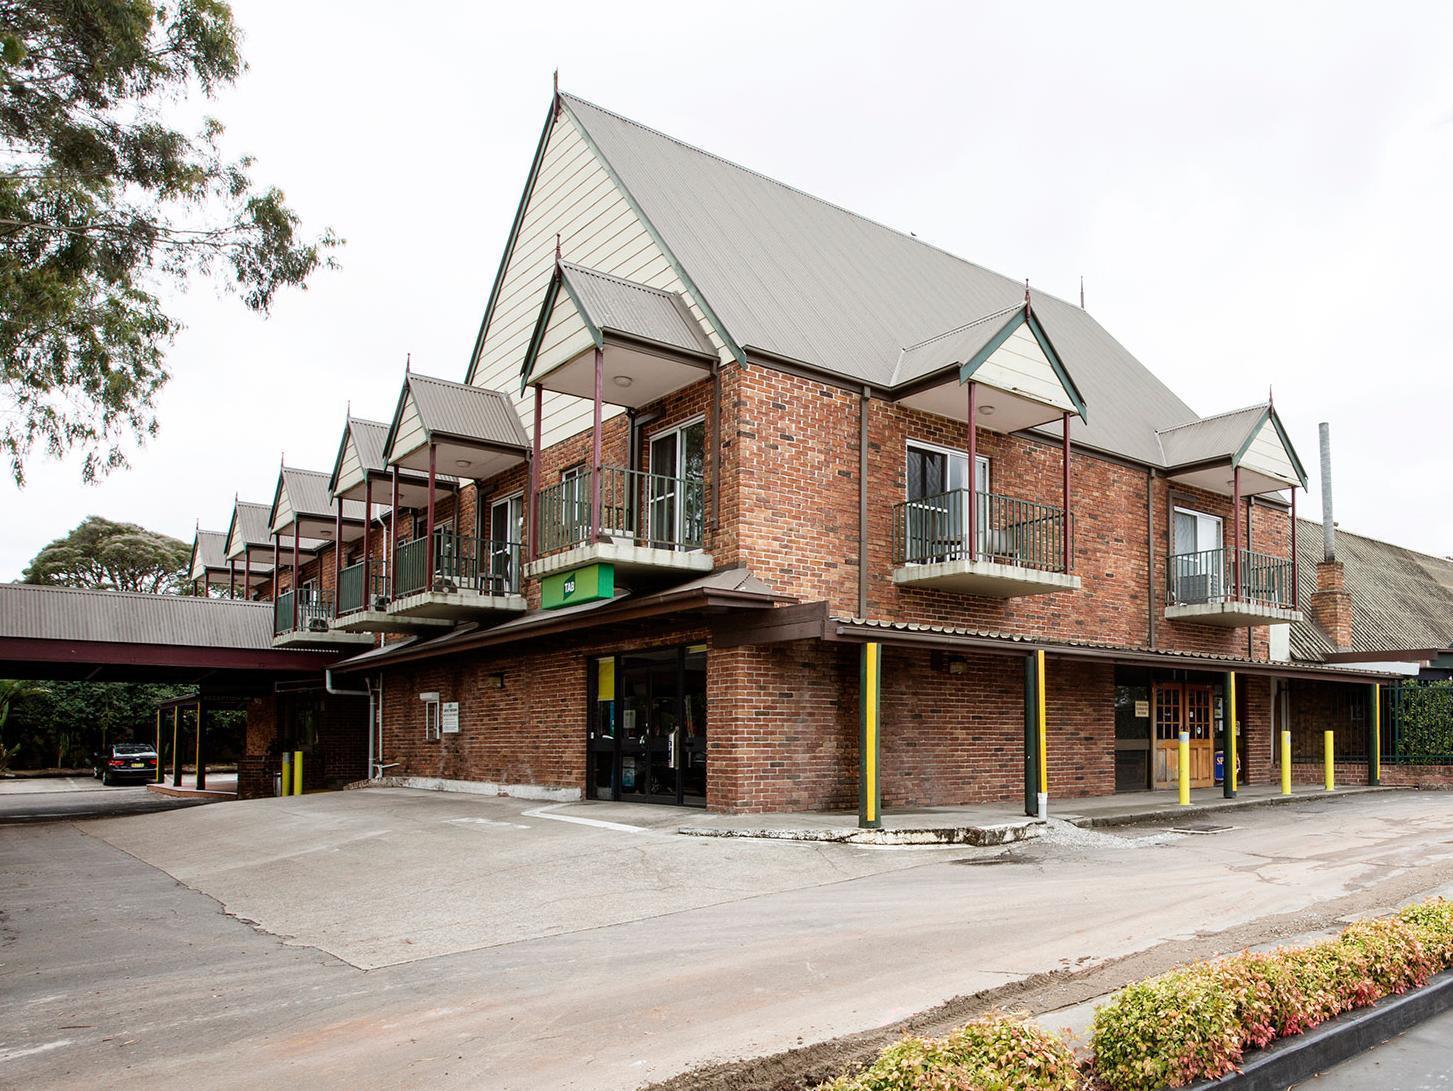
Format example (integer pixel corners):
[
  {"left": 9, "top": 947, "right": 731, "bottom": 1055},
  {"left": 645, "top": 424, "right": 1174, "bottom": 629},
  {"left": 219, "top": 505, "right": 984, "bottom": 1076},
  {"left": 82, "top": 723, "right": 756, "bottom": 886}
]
[
  {"left": 903, "top": 441, "right": 990, "bottom": 564},
  {"left": 487, "top": 492, "right": 523, "bottom": 591},
  {"left": 905, "top": 440, "right": 989, "bottom": 502},
  {"left": 648, "top": 418, "right": 706, "bottom": 549},
  {"left": 1170, "top": 506, "right": 1225, "bottom": 604},
  {"left": 1172, "top": 507, "right": 1223, "bottom": 557}
]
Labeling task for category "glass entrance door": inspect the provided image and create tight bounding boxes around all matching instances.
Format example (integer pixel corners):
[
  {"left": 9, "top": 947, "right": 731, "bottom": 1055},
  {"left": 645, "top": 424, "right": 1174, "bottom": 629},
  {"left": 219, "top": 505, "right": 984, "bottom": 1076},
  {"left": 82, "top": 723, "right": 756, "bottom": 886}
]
[{"left": 586, "top": 645, "right": 708, "bottom": 807}]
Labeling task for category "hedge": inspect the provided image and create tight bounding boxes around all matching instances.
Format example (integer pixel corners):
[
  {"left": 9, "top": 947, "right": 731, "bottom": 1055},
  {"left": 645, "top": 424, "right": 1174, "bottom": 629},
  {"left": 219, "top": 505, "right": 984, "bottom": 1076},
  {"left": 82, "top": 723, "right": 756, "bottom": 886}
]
[{"left": 812, "top": 899, "right": 1453, "bottom": 1091}]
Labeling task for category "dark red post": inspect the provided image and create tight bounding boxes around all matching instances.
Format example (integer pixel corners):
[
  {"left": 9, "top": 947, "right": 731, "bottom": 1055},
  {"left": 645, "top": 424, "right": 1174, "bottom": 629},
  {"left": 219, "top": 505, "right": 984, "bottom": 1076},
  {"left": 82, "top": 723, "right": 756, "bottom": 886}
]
[
  {"left": 363, "top": 476, "right": 373, "bottom": 603},
  {"left": 1062, "top": 412, "right": 1072, "bottom": 572},
  {"left": 389, "top": 465, "right": 400, "bottom": 601},
  {"left": 333, "top": 498, "right": 343, "bottom": 614},
  {"left": 966, "top": 380, "right": 978, "bottom": 562},
  {"left": 426, "top": 441, "right": 437, "bottom": 589},
  {"left": 1290, "top": 486, "right": 1298, "bottom": 607},
  {"left": 530, "top": 384, "right": 543, "bottom": 559},
  {"left": 271, "top": 536, "right": 279, "bottom": 602},
  {"left": 244, "top": 552, "right": 251, "bottom": 602},
  {"left": 291, "top": 522, "right": 300, "bottom": 630},
  {"left": 1231, "top": 465, "right": 1242, "bottom": 600},
  {"left": 228, "top": 559, "right": 236, "bottom": 599},
  {"left": 591, "top": 347, "right": 604, "bottom": 542}
]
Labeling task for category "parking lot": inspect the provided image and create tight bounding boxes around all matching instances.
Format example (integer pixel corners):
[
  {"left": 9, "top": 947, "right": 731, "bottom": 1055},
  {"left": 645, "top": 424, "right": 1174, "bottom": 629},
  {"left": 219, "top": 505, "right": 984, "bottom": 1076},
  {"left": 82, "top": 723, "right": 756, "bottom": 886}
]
[{"left": 4, "top": 786, "right": 1453, "bottom": 1089}]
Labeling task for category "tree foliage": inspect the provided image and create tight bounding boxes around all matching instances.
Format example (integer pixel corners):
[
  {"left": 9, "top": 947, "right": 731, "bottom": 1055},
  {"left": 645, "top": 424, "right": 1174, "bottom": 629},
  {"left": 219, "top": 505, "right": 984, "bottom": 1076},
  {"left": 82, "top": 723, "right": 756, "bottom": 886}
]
[
  {"left": 0, "top": 0, "right": 340, "bottom": 483},
  {"left": 22, "top": 514, "right": 191, "bottom": 592}
]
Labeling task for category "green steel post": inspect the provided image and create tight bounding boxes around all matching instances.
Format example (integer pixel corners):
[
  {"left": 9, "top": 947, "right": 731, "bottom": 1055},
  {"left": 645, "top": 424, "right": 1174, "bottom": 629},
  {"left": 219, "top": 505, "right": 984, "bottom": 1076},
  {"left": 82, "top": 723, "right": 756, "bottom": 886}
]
[
  {"left": 1368, "top": 683, "right": 1381, "bottom": 786},
  {"left": 1024, "top": 653, "right": 1040, "bottom": 816}
]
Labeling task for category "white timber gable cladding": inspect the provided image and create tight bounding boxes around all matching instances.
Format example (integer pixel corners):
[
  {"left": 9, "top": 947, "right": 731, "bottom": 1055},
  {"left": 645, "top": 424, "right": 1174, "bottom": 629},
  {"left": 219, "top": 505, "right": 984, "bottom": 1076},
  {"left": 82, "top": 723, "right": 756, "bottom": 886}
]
[
  {"left": 334, "top": 435, "right": 365, "bottom": 496},
  {"left": 1240, "top": 416, "right": 1298, "bottom": 485},
  {"left": 389, "top": 391, "right": 427, "bottom": 463},
  {"left": 469, "top": 108, "right": 726, "bottom": 449},
  {"left": 975, "top": 324, "right": 1076, "bottom": 414}
]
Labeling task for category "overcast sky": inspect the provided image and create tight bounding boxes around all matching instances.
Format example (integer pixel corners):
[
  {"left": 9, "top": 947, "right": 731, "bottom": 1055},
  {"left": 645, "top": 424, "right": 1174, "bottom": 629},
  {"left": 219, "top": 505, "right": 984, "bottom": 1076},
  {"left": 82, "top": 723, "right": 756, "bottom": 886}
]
[{"left": 4, "top": 1, "right": 1451, "bottom": 577}]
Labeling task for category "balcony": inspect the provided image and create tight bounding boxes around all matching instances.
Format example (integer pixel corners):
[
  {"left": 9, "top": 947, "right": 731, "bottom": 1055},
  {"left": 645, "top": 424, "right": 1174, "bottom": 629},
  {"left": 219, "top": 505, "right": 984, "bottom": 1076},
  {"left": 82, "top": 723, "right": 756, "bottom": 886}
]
[
  {"left": 525, "top": 467, "right": 714, "bottom": 583},
  {"left": 272, "top": 588, "right": 372, "bottom": 649},
  {"left": 331, "top": 560, "right": 448, "bottom": 634},
  {"left": 386, "top": 531, "right": 527, "bottom": 620},
  {"left": 891, "top": 489, "right": 1081, "bottom": 597},
  {"left": 1164, "top": 547, "right": 1303, "bottom": 627}
]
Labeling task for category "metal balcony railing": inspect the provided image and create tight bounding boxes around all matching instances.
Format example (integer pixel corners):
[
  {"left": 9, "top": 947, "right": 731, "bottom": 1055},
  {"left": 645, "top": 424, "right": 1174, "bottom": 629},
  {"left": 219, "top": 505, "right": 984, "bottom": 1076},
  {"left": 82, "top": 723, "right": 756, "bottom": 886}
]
[
  {"left": 392, "top": 532, "right": 521, "bottom": 599},
  {"left": 892, "top": 489, "right": 1073, "bottom": 573},
  {"left": 273, "top": 587, "right": 333, "bottom": 635},
  {"left": 535, "top": 466, "right": 705, "bottom": 556},
  {"left": 1167, "top": 547, "right": 1294, "bottom": 609},
  {"left": 336, "top": 561, "right": 389, "bottom": 616}
]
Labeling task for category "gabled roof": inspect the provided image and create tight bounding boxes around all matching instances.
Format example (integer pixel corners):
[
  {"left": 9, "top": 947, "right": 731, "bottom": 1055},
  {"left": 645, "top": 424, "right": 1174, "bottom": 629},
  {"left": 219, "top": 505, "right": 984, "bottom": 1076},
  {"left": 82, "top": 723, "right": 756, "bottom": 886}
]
[
  {"left": 190, "top": 529, "right": 227, "bottom": 575},
  {"left": 559, "top": 262, "right": 717, "bottom": 358},
  {"left": 1156, "top": 403, "right": 1307, "bottom": 486},
  {"left": 272, "top": 467, "right": 337, "bottom": 522},
  {"left": 383, "top": 372, "right": 531, "bottom": 462},
  {"left": 1291, "top": 521, "right": 1453, "bottom": 662},
  {"left": 328, "top": 417, "right": 389, "bottom": 491},
  {"left": 226, "top": 500, "right": 274, "bottom": 553},
  {"left": 551, "top": 92, "right": 1199, "bottom": 465}
]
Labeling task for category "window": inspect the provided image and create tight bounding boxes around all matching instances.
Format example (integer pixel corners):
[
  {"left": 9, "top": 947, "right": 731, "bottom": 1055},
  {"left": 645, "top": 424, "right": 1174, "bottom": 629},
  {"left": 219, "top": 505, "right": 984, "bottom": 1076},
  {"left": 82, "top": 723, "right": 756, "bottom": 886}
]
[
  {"left": 1171, "top": 507, "right": 1225, "bottom": 603},
  {"left": 1173, "top": 507, "right": 1223, "bottom": 556},
  {"left": 647, "top": 418, "right": 706, "bottom": 549},
  {"left": 902, "top": 441, "right": 990, "bottom": 563},
  {"left": 489, "top": 493, "right": 523, "bottom": 592},
  {"left": 905, "top": 440, "right": 989, "bottom": 503},
  {"left": 423, "top": 695, "right": 441, "bottom": 741}
]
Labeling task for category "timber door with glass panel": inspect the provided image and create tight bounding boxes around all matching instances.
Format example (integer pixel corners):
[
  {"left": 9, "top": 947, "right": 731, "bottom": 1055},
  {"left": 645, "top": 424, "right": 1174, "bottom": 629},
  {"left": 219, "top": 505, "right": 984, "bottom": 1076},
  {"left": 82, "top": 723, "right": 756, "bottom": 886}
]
[
  {"left": 1171, "top": 508, "right": 1225, "bottom": 605},
  {"left": 902, "top": 442, "right": 989, "bottom": 564},
  {"left": 586, "top": 645, "right": 707, "bottom": 807},
  {"left": 1153, "top": 682, "right": 1215, "bottom": 789},
  {"left": 647, "top": 419, "right": 706, "bottom": 550},
  {"left": 488, "top": 494, "right": 522, "bottom": 594}
]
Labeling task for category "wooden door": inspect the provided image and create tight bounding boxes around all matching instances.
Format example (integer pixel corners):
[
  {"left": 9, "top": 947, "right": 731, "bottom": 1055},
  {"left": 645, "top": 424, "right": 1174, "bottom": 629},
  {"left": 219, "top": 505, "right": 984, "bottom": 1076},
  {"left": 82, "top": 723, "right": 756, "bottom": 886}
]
[{"left": 1152, "top": 682, "right": 1216, "bottom": 790}]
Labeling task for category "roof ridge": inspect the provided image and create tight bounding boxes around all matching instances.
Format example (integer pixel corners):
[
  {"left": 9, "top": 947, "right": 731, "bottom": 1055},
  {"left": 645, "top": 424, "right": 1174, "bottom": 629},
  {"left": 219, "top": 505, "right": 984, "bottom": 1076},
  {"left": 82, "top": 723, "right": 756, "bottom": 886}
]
[
  {"left": 350, "top": 417, "right": 388, "bottom": 428},
  {"left": 559, "top": 91, "right": 1087, "bottom": 313},
  {"left": 1295, "top": 517, "right": 1453, "bottom": 566},
  {"left": 900, "top": 304, "right": 1020, "bottom": 352},
  {"left": 561, "top": 260, "right": 678, "bottom": 298},
  {"left": 1156, "top": 402, "right": 1267, "bottom": 435}
]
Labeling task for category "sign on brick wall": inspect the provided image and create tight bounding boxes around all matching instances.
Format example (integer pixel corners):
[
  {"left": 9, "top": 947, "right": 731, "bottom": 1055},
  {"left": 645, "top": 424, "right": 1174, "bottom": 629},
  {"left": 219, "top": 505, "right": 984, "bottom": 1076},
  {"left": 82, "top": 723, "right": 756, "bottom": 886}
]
[{"left": 541, "top": 562, "right": 615, "bottom": 610}]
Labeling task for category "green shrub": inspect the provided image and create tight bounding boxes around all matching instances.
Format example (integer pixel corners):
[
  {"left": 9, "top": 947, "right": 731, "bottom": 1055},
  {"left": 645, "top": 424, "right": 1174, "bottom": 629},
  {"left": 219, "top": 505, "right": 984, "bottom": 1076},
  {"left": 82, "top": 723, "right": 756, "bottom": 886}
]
[
  {"left": 817, "top": 1012, "right": 1081, "bottom": 1091},
  {"left": 1089, "top": 965, "right": 1241, "bottom": 1090},
  {"left": 1398, "top": 898, "right": 1453, "bottom": 968}
]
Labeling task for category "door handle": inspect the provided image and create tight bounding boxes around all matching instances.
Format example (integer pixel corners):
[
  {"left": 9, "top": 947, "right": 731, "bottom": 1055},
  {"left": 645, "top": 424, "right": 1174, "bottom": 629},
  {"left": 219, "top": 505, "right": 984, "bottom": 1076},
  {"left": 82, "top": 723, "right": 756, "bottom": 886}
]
[{"left": 668, "top": 730, "right": 678, "bottom": 770}]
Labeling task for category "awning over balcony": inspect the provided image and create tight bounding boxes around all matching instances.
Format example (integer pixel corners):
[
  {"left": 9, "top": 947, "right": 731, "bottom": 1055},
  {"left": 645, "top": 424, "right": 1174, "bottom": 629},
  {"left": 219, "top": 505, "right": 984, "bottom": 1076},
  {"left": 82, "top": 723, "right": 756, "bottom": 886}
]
[
  {"left": 224, "top": 499, "right": 295, "bottom": 574},
  {"left": 1157, "top": 403, "right": 1308, "bottom": 496},
  {"left": 890, "top": 303, "right": 1088, "bottom": 433},
  {"left": 383, "top": 372, "right": 530, "bottom": 482},
  {"left": 328, "top": 415, "right": 455, "bottom": 510},
  {"left": 520, "top": 261, "right": 717, "bottom": 409},
  {"left": 188, "top": 528, "right": 231, "bottom": 589},
  {"left": 269, "top": 466, "right": 365, "bottom": 546}
]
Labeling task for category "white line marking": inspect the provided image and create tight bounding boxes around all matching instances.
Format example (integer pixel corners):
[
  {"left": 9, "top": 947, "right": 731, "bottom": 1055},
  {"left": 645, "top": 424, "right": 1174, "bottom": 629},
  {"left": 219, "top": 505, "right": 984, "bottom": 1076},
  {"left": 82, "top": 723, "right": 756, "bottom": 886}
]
[
  {"left": 0, "top": 1039, "right": 73, "bottom": 1063},
  {"left": 521, "top": 804, "right": 647, "bottom": 833}
]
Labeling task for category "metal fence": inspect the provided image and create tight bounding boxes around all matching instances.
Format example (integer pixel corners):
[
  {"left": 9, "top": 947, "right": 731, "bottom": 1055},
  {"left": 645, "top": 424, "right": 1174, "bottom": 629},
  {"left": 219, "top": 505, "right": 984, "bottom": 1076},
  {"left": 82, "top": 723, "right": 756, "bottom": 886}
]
[
  {"left": 891, "top": 489, "right": 1073, "bottom": 572},
  {"left": 393, "top": 532, "right": 521, "bottom": 598},
  {"left": 273, "top": 587, "right": 333, "bottom": 635},
  {"left": 1167, "top": 547, "right": 1294, "bottom": 608},
  {"left": 336, "top": 561, "right": 389, "bottom": 616},
  {"left": 1387, "top": 681, "right": 1453, "bottom": 765},
  {"left": 535, "top": 466, "right": 705, "bottom": 555}
]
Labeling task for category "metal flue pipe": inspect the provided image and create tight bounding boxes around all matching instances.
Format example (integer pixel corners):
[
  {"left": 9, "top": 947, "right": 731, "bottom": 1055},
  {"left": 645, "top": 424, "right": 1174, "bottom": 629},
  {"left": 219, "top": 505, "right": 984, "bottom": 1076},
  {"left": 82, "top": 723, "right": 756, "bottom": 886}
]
[{"left": 1318, "top": 422, "right": 1335, "bottom": 562}]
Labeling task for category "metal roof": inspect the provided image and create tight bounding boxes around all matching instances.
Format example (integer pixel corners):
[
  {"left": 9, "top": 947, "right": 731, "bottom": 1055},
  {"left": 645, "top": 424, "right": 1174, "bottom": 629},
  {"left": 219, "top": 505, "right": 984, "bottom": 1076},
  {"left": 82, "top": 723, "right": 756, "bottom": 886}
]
[
  {"left": 403, "top": 373, "right": 530, "bottom": 450},
  {"left": 191, "top": 529, "right": 227, "bottom": 572},
  {"left": 1290, "top": 520, "right": 1453, "bottom": 661},
  {"left": 1156, "top": 404, "right": 1267, "bottom": 467},
  {"left": 890, "top": 305, "right": 1019, "bottom": 387},
  {"left": 349, "top": 418, "right": 389, "bottom": 474},
  {"left": 559, "top": 262, "right": 717, "bottom": 357},
  {"left": 0, "top": 583, "right": 276, "bottom": 649},
  {"left": 231, "top": 500, "right": 273, "bottom": 547},
  {"left": 559, "top": 92, "right": 1201, "bottom": 466}
]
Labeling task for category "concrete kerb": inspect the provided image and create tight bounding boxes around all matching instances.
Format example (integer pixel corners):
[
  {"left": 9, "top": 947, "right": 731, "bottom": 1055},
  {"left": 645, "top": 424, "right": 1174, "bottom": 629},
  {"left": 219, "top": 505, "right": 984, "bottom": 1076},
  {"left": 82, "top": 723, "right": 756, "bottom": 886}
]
[{"left": 1066, "top": 784, "right": 1403, "bottom": 830}]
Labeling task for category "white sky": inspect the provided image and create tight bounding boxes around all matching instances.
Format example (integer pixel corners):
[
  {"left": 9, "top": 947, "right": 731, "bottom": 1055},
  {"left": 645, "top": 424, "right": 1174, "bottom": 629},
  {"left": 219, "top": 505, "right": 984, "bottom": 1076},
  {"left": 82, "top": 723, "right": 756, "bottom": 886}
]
[{"left": 4, "top": 0, "right": 1452, "bottom": 577}]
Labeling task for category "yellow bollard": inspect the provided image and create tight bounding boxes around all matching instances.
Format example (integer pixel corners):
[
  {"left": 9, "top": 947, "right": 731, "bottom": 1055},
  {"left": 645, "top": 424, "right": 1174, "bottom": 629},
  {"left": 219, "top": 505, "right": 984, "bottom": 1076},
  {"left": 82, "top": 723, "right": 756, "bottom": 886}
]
[
  {"left": 1281, "top": 729, "right": 1292, "bottom": 795},
  {"left": 280, "top": 752, "right": 290, "bottom": 797},
  {"left": 1324, "top": 730, "right": 1335, "bottom": 791},
  {"left": 293, "top": 750, "right": 303, "bottom": 796},
  {"left": 1178, "top": 731, "right": 1191, "bottom": 806}
]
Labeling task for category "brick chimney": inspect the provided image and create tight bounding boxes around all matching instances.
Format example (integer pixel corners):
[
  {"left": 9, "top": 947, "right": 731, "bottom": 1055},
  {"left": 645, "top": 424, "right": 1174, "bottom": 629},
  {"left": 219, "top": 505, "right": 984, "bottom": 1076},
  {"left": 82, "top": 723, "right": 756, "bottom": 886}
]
[{"left": 1309, "top": 422, "right": 1353, "bottom": 649}]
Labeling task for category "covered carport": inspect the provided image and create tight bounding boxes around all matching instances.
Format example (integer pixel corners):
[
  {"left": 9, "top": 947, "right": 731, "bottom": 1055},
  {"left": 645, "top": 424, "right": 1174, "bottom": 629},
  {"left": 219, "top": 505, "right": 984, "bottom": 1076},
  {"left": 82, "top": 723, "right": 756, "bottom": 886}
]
[{"left": 0, "top": 583, "right": 348, "bottom": 797}]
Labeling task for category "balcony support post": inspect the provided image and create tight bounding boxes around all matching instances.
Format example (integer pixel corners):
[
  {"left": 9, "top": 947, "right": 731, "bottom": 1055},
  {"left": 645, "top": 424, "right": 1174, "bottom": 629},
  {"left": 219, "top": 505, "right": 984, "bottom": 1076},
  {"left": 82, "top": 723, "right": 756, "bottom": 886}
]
[
  {"left": 389, "top": 466, "right": 400, "bottom": 600},
  {"left": 291, "top": 521, "right": 300, "bottom": 633},
  {"left": 529, "top": 384, "right": 542, "bottom": 560},
  {"left": 1290, "top": 486, "right": 1298, "bottom": 608},
  {"left": 1232, "top": 466, "right": 1242, "bottom": 600},
  {"left": 591, "top": 347, "right": 604, "bottom": 543},
  {"left": 271, "top": 535, "right": 279, "bottom": 602},
  {"left": 1062, "top": 412, "right": 1072, "bottom": 573},
  {"left": 333, "top": 498, "right": 343, "bottom": 611},
  {"left": 229, "top": 559, "right": 236, "bottom": 600},
  {"left": 426, "top": 441, "right": 437, "bottom": 590},
  {"left": 362, "top": 476, "right": 373, "bottom": 605},
  {"left": 243, "top": 552, "right": 251, "bottom": 602},
  {"left": 966, "top": 380, "right": 978, "bottom": 563}
]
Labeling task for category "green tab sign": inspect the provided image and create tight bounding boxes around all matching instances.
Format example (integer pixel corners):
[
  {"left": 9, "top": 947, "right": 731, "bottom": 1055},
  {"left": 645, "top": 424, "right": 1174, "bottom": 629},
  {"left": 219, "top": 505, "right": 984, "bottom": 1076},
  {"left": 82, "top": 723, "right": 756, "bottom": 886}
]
[{"left": 541, "top": 562, "right": 615, "bottom": 610}]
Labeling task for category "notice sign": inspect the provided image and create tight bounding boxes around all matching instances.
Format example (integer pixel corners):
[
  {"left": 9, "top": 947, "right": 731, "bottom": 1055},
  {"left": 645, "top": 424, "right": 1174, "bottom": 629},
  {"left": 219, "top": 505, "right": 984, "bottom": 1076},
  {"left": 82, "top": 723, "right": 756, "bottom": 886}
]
[
  {"left": 541, "top": 562, "right": 615, "bottom": 610},
  {"left": 441, "top": 701, "right": 460, "bottom": 734},
  {"left": 1134, "top": 700, "right": 1150, "bottom": 718}
]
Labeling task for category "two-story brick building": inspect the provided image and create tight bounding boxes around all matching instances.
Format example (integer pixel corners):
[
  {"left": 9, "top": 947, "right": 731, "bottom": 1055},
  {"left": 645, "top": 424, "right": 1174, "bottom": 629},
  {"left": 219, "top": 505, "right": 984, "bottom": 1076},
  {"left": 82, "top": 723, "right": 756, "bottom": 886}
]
[{"left": 201, "top": 89, "right": 1393, "bottom": 813}]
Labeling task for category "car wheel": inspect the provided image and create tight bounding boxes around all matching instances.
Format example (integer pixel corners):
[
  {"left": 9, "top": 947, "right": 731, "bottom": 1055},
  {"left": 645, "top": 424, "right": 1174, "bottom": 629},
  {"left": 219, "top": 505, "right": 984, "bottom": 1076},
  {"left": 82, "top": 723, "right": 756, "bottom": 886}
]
[{"left": 101, "top": 770, "right": 111, "bottom": 786}]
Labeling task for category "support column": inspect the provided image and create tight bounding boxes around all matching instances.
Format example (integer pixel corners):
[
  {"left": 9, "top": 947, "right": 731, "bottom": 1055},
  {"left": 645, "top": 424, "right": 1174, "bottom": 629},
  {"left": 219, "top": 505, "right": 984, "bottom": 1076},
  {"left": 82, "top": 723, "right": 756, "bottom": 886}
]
[
  {"left": 228, "top": 559, "right": 236, "bottom": 599},
  {"left": 244, "top": 552, "right": 251, "bottom": 602},
  {"left": 1290, "top": 486, "right": 1298, "bottom": 607},
  {"left": 271, "top": 536, "right": 279, "bottom": 602},
  {"left": 389, "top": 466, "right": 400, "bottom": 600},
  {"left": 1223, "top": 671, "right": 1238, "bottom": 798},
  {"left": 529, "top": 384, "right": 542, "bottom": 560},
  {"left": 966, "top": 380, "right": 978, "bottom": 562},
  {"left": 1232, "top": 466, "right": 1242, "bottom": 600},
  {"left": 426, "top": 441, "right": 437, "bottom": 588},
  {"left": 591, "top": 347, "right": 604, "bottom": 542},
  {"left": 194, "top": 700, "right": 206, "bottom": 791},
  {"left": 1062, "top": 411, "right": 1072, "bottom": 572},
  {"left": 291, "top": 522, "right": 300, "bottom": 632},
  {"left": 333, "top": 497, "right": 343, "bottom": 609},
  {"left": 858, "top": 642, "right": 882, "bottom": 829},
  {"left": 155, "top": 709, "right": 163, "bottom": 783},
  {"left": 362, "top": 477, "right": 373, "bottom": 606},
  {"left": 1368, "top": 683, "right": 1382, "bottom": 786},
  {"left": 171, "top": 705, "right": 181, "bottom": 788},
  {"left": 1024, "top": 650, "right": 1047, "bottom": 818}
]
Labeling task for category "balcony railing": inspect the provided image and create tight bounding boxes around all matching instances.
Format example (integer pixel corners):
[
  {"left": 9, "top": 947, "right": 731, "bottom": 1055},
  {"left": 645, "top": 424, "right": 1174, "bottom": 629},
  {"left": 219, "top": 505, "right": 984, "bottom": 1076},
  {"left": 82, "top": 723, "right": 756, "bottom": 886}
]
[
  {"left": 336, "top": 561, "right": 389, "bottom": 616},
  {"left": 892, "top": 489, "right": 1073, "bottom": 573},
  {"left": 393, "top": 531, "right": 521, "bottom": 599},
  {"left": 1167, "top": 547, "right": 1294, "bottom": 609},
  {"left": 536, "top": 466, "right": 705, "bottom": 556},
  {"left": 273, "top": 587, "right": 333, "bottom": 636}
]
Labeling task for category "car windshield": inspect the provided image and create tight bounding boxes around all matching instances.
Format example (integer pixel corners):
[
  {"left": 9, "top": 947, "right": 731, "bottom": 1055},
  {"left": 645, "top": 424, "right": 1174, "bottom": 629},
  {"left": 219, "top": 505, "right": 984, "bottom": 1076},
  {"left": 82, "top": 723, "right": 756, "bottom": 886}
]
[{"left": 113, "top": 744, "right": 155, "bottom": 755}]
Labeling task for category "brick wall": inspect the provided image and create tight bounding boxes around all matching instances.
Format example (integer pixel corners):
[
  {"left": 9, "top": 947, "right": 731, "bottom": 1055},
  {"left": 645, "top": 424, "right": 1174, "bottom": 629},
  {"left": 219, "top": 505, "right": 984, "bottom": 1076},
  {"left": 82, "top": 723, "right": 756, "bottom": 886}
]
[{"left": 238, "top": 695, "right": 278, "bottom": 799}]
